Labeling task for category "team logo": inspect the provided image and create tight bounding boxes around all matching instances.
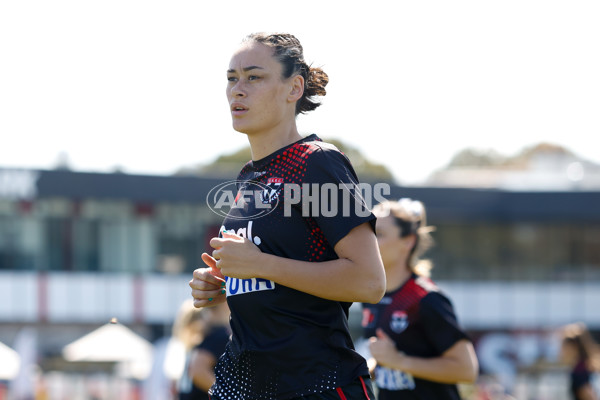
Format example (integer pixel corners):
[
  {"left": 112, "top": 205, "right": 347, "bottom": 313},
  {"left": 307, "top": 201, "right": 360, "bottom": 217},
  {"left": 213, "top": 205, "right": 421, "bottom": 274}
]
[
  {"left": 390, "top": 311, "right": 409, "bottom": 333},
  {"left": 261, "top": 177, "right": 284, "bottom": 204}
]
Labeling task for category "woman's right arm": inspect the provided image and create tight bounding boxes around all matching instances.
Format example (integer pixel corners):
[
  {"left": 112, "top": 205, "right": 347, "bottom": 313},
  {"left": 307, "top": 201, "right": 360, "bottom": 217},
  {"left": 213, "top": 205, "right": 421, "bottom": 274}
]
[
  {"left": 369, "top": 330, "right": 479, "bottom": 384},
  {"left": 189, "top": 349, "right": 218, "bottom": 392},
  {"left": 207, "top": 223, "right": 385, "bottom": 303},
  {"left": 395, "top": 339, "right": 479, "bottom": 384}
]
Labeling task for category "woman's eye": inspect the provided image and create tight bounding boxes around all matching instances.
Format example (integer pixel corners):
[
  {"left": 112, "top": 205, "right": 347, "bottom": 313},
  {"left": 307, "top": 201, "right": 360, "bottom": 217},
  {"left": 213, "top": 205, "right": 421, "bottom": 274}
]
[
  {"left": 248, "top": 75, "right": 260, "bottom": 81},
  {"left": 227, "top": 76, "right": 237, "bottom": 82}
]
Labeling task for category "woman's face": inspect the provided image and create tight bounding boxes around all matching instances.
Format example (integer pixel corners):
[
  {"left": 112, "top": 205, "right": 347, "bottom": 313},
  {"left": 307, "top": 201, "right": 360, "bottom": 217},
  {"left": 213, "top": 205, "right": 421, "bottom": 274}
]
[
  {"left": 375, "top": 215, "right": 412, "bottom": 270},
  {"left": 560, "top": 340, "right": 578, "bottom": 365},
  {"left": 226, "top": 42, "right": 295, "bottom": 135}
]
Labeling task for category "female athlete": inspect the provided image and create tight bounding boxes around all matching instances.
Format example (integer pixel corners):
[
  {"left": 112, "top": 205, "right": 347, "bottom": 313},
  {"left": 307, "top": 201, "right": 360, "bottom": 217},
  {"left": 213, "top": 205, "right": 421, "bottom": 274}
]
[
  {"left": 189, "top": 32, "right": 386, "bottom": 400},
  {"left": 363, "top": 199, "right": 478, "bottom": 399}
]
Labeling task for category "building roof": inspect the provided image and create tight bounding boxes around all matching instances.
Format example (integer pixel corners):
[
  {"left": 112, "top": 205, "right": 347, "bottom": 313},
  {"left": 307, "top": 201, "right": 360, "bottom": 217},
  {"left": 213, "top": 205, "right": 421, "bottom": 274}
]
[{"left": 1, "top": 168, "right": 599, "bottom": 222}]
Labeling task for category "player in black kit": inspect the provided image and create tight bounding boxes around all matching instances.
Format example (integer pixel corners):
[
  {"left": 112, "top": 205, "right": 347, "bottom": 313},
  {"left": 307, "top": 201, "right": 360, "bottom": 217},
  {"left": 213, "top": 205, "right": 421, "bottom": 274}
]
[
  {"left": 362, "top": 199, "right": 478, "bottom": 399},
  {"left": 189, "top": 33, "right": 386, "bottom": 400},
  {"left": 560, "top": 322, "right": 600, "bottom": 400}
]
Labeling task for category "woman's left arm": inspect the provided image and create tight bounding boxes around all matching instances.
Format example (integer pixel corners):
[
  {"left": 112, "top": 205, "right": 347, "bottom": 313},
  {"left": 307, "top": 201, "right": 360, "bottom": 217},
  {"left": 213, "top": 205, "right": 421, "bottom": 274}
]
[
  {"left": 369, "top": 330, "right": 479, "bottom": 384},
  {"left": 189, "top": 349, "right": 218, "bottom": 392},
  {"left": 575, "top": 384, "right": 599, "bottom": 400},
  {"left": 211, "top": 222, "right": 386, "bottom": 304}
]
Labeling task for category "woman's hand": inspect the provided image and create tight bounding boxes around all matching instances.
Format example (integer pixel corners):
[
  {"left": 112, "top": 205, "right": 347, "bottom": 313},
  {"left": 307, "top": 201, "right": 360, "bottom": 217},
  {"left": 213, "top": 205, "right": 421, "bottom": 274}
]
[
  {"left": 190, "top": 230, "right": 263, "bottom": 307},
  {"left": 369, "top": 329, "right": 406, "bottom": 369},
  {"left": 367, "top": 357, "right": 378, "bottom": 379},
  {"left": 189, "top": 253, "right": 227, "bottom": 308},
  {"left": 210, "top": 230, "right": 263, "bottom": 279}
]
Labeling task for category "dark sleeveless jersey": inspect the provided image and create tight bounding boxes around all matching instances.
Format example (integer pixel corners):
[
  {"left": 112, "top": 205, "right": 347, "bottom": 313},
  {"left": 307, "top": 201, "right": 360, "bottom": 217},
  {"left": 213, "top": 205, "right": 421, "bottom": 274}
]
[
  {"left": 362, "top": 274, "right": 469, "bottom": 400},
  {"left": 571, "top": 360, "right": 600, "bottom": 400},
  {"left": 210, "top": 134, "right": 375, "bottom": 400}
]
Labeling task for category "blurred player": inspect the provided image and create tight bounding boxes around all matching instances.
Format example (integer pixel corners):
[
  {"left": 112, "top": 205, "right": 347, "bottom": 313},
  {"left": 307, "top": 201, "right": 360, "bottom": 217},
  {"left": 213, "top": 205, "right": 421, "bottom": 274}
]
[
  {"left": 560, "top": 322, "right": 600, "bottom": 400},
  {"left": 189, "top": 32, "right": 385, "bottom": 399},
  {"left": 179, "top": 302, "right": 230, "bottom": 400},
  {"left": 173, "top": 299, "right": 207, "bottom": 399},
  {"left": 363, "top": 199, "right": 478, "bottom": 399}
]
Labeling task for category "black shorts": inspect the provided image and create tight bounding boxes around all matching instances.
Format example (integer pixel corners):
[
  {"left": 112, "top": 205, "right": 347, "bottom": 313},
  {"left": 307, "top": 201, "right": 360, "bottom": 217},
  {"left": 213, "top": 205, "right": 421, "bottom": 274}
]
[{"left": 294, "top": 377, "right": 375, "bottom": 400}]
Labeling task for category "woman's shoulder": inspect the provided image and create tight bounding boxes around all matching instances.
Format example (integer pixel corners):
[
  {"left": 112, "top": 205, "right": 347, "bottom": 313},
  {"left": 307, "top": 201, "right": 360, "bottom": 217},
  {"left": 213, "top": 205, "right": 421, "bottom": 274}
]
[
  {"left": 415, "top": 278, "right": 455, "bottom": 310},
  {"left": 296, "top": 136, "right": 352, "bottom": 170},
  {"left": 299, "top": 135, "right": 343, "bottom": 155}
]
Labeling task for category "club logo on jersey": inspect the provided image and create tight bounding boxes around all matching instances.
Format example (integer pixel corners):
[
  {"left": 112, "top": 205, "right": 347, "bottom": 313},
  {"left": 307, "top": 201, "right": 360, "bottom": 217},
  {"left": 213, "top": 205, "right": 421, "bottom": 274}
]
[
  {"left": 261, "top": 177, "right": 283, "bottom": 204},
  {"left": 390, "top": 310, "right": 409, "bottom": 333}
]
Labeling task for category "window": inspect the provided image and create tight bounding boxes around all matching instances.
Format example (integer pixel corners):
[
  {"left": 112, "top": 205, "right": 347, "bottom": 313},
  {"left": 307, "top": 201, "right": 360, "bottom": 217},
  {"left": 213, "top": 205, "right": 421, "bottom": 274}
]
[{"left": 430, "top": 222, "right": 600, "bottom": 281}]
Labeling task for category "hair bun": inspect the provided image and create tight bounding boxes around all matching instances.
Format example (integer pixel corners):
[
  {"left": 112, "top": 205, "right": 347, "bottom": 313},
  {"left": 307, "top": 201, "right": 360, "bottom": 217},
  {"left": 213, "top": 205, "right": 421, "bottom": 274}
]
[{"left": 307, "top": 67, "right": 328, "bottom": 97}]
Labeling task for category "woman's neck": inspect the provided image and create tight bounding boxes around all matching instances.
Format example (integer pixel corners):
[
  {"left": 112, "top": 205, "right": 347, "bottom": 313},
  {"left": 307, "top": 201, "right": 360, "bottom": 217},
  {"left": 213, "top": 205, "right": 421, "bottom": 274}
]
[
  {"left": 385, "top": 261, "right": 413, "bottom": 293},
  {"left": 246, "top": 124, "right": 303, "bottom": 161}
]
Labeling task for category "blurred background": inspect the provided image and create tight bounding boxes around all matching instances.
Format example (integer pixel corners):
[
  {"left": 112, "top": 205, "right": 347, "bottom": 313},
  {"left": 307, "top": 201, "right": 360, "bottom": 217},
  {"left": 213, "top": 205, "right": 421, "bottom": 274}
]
[
  {"left": 1, "top": 1, "right": 599, "bottom": 399},
  {"left": 1, "top": 140, "right": 598, "bottom": 399}
]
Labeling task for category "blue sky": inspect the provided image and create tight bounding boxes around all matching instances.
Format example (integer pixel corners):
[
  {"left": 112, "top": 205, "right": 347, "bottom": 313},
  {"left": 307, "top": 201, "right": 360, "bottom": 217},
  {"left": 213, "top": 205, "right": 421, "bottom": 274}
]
[{"left": 1, "top": 0, "right": 598, "bottom": 184}]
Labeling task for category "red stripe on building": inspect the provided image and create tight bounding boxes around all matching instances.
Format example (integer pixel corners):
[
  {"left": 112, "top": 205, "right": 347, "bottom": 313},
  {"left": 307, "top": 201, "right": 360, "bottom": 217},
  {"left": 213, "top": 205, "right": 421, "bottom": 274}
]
[
  {"left": 37, "top": 272, "right": 48, "bottom": 322},
  {"left": 133, "top": 275, "right": 144, "bottom": 323}
]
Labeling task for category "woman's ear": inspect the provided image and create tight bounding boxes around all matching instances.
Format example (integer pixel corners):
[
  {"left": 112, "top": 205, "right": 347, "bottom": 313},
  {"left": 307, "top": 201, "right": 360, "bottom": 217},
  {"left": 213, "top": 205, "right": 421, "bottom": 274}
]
[{"left": 288, "top": 74, "right": 305, "bottom": 103}]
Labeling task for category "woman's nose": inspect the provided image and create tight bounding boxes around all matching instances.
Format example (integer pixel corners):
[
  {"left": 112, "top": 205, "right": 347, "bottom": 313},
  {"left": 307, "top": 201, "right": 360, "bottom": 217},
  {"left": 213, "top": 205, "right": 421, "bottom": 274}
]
[{"left": 231, "top": 82, "right": 246, "bottom": 98}]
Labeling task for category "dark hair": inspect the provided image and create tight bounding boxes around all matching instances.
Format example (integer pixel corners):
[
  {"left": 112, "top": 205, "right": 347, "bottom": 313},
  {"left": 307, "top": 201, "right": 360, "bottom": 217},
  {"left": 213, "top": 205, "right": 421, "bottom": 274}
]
[
  {"left": 393, "top": 217, "right": 421, "bottom": 238},
  {"left": 243, "top": 32, "right": 329, "bottom": 115}
]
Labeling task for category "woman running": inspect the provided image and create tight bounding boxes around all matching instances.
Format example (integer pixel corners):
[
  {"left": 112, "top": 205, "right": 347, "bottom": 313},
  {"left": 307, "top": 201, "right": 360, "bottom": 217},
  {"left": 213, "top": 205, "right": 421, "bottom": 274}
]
[
  {"left": 189, "top": 32, "right": 386, "bottom": 400},
  {"left": 363, "top": 199, "right": 478, "bottom": 399}
]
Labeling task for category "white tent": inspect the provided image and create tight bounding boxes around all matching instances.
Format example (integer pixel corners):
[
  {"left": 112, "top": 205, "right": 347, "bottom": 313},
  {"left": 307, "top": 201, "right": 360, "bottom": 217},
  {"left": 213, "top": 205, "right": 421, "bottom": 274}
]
[
  {"left": 62, "top": 323, "right": 153, "bottom": 380},
  {"left": 0, "top": 341, "right": 20, "bottom": 380}
]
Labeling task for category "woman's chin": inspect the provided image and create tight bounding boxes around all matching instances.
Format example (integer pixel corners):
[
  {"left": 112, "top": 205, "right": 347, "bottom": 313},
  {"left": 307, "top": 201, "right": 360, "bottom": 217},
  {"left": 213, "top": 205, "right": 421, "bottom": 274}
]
[{"left": 231, "top": 122, "right": 252, "bottom": 135}]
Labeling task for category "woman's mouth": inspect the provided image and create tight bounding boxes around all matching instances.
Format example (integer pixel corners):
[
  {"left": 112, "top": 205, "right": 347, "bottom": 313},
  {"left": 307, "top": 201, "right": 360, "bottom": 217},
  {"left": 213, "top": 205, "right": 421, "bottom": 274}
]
[{"left": 231, "top": 103, "right": 248, "bottom": 116}]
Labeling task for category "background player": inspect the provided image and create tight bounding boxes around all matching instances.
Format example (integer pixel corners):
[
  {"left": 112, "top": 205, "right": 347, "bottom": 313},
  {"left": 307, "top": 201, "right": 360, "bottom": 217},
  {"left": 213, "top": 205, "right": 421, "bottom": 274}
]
[
  {"left": 173, "top": 299, "right": 208, "bottom": 399},
  {"left": 363, "top": 199, "right": 478, "bottom": 399},
  {"left": 178, "top": 302, "right": 230, "bottom": 400},
  {"left": 189, "top": 32, "right": 386, "bottom": 399},
  {"left": 560, "top": 322, "right": 600, "bottom": 400}
]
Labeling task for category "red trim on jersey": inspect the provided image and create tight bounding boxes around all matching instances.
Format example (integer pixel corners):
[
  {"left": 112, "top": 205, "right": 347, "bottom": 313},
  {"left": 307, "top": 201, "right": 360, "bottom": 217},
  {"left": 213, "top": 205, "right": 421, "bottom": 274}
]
[
  {"left": 336, "top": 387, "right": 348, "bottom": 400},
  {"left": 359, "top": 376, "right": 371, "bottom": 400}
]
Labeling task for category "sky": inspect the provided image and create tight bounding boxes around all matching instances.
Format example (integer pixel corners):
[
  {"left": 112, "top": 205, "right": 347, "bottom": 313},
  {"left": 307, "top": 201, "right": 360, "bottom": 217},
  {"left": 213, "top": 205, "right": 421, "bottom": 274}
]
[{"left": 1, "top": 0, "right": 598, "bottom": 185}]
